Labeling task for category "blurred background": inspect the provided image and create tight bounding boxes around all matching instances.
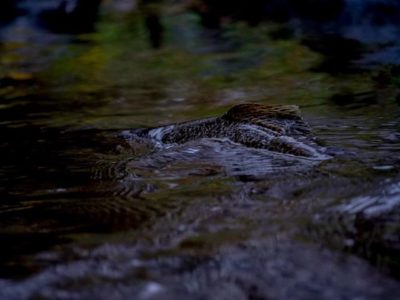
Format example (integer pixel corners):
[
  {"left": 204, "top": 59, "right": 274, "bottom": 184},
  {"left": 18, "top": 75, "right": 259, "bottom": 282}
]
[
  {"left": 1, "top": 0, "right": 400, "bottom": 128},
  {"left": 1, "top": 1, "right": 400, "bottom": 299}
]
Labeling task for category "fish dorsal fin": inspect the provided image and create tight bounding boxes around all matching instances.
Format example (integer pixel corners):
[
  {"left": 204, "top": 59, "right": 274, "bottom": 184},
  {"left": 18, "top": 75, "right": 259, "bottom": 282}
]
[
  {"left": 222, "top": 103, "right": 311, "bottom": 135},
  {"left": 223, "top": 103, "right": 302, "bottom": 122}
]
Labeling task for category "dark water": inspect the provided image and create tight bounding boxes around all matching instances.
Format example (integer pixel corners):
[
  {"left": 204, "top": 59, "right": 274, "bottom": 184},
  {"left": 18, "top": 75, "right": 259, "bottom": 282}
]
[{"left": 1, "top": 1, "right": 400, "bottom": 299}]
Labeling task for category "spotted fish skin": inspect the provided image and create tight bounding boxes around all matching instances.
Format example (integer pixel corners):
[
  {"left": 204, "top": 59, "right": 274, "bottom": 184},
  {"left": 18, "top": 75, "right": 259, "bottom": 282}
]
[{"left": 130, "top": 103, "right": 325, "bottom": 158}]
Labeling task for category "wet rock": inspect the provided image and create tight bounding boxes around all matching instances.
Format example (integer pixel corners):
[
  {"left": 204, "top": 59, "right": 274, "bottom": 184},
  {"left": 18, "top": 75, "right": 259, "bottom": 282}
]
[{"left": 308, "top": 180, "right": 400, "bottom": 277}]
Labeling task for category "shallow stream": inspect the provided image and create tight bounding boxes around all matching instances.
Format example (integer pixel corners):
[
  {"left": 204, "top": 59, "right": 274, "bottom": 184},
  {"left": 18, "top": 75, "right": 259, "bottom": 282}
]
[{"left": 1, "top": 1, "right": 400, "bottom": 299}]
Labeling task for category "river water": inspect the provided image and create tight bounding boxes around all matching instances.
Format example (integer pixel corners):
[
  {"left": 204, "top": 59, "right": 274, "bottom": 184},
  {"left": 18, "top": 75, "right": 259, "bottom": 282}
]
[{"left": 0, "top": 1, "right": 400, "bottom": 299}]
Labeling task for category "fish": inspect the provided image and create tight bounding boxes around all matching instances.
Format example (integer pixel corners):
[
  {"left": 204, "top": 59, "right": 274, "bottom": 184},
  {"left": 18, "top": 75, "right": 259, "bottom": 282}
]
[{"left": 124, "top": 103, "right": 326, "bottom": 159}]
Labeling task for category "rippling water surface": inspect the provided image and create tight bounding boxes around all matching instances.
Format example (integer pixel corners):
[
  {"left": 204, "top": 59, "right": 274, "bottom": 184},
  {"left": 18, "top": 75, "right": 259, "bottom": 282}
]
[{"left": 1, "top": 1, "right": 400, "bottom": 299}]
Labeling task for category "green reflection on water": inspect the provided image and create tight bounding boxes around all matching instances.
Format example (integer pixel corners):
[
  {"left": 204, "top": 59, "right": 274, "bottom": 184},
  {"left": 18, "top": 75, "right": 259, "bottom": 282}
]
[{"left": 1, "top": 5, "right": 396, "bottom": 132}]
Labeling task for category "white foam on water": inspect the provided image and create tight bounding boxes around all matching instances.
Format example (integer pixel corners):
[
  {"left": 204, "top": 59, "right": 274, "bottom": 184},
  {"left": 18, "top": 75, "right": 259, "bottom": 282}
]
[
  {"left": 148, "top": 125, "right": 175, "bottom": 141},
  {"left": 337, "top": 182, "right": 400, "bottom": 217},
  {"left": 139, "top": 282, "right": 165, "bottom": 298}
]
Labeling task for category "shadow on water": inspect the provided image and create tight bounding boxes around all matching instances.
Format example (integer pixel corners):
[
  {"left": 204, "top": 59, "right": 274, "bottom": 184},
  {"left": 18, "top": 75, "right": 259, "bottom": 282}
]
[
  {"left": 1, "top": 0, "right": 400, "bottom": 299},
  {"left": 0, "top": 0, "right": 23, "bottom": 25},
  {"left": 301, "top": 35, "right": 365, "bottom": 74},
  {"left": 38, "top": 0, "right": 101, "bottom": 34}
]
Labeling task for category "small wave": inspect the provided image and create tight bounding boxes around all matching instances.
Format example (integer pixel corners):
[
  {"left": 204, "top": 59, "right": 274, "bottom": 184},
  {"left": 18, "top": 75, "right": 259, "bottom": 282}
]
[
  {"left": 123, "top": 138, "right": 328, "bottom": 179},
  {"left": 336, "top": 181, "right": 400, "bottom": 217}
]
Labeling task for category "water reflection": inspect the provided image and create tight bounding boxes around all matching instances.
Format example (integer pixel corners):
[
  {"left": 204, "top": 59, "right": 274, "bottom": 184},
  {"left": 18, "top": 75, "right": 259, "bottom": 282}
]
[
  {"left": 190, "top": 0, "right": 400, "bottom": 67},
  {"left": 38, "top": 0, "right": 102, "bottom": 33},
  {"left": 144, "top": 12, "right": 164, "bottom": 48},
  {"left": 0, "top": 0, "right": 22, "bottom": 25}
]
